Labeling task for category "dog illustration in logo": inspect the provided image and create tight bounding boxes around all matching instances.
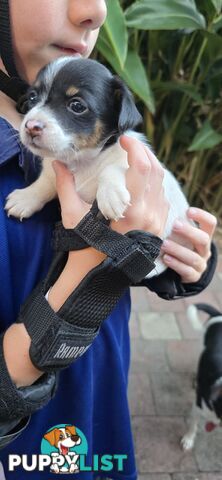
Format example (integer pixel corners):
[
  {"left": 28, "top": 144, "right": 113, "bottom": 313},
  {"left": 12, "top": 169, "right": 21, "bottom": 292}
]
[{"left": 44, "top": 425, "right": 81, "bottom": 474}]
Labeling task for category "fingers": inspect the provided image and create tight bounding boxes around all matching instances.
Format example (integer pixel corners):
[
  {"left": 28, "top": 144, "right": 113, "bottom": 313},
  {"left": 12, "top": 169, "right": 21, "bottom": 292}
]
[
  {"left": 162, "top": 239, "right": 207, "bottom": 274},
  {"left": 187, "top": 207, "right": 217, "bottom": 238},
  {"left": 120, "top": 135, "right": 151, "bottom": 204},
  {"left": 53, "top": 160, "right": 78, "bottom": 206},
  {"left": 162, "top": 253, "right": 202, "bottom": 283},
  {"left": 52, "top": 160, "right": 90, "bottom": 228},
  {"left": 171, "top": 219, "right": 211, "bottom": 258}
]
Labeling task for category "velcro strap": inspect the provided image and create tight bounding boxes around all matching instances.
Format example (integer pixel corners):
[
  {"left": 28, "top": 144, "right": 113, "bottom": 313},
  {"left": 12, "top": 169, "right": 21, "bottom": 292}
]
[
  {"left": 0, "top": 333, "right": 57, "bottom": 421},
  {"left": 18, "top": 282, "right": 99, "bottom": 371},
  {"left": 53, "top": 205, "right": 162, "bottom": 283}
]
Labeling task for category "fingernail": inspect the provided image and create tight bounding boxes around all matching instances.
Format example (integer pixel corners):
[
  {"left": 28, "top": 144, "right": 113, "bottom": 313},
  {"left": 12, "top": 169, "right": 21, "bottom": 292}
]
[
  {"left": 162, "top": 239, "right": 170, "bottom": 249},
  {"left": 173, "top": 220, "right": 183, "bottom": 230},
  {"left": 189, "top": 207, "right": 197, "bottom": 216},
  {"left": 163, "top": 254, "right": 172, "bottom": 263}
]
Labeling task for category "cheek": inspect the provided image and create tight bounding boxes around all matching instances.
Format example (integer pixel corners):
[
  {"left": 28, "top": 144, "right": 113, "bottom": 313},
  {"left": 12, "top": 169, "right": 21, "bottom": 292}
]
[
  {"left": 85, "top": 30, "right": 100, "bottom": 57},
  {"left": 10, "top": 0, "right": 62, "bottom": 82}
]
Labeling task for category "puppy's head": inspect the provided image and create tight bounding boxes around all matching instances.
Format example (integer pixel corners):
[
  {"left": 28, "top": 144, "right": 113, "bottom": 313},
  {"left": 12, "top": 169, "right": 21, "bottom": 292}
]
[
  {"left": 44, "top": 425, "right": 81, "bottom": 453},
  {"left": 20, "top": 57, "right": 142, "bottom": 165}
]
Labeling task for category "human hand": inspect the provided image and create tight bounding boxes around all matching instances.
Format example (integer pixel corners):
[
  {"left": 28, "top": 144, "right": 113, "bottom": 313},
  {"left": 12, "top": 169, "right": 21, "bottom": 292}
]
[
  {"left": 53, "top": 136, "right": 169, "bottom": 238},
  {"left": 161, "top": 207, "right": 217, "bottom": 283},
  {"left": 112, "top": 135, "right": 169, "bottom": 237},
  {"left": 52, "top": 160, "right": 90, "bottom": 228}
]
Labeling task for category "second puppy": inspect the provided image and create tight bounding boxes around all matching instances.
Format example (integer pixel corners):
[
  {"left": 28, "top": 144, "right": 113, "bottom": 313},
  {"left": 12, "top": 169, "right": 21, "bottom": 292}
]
[
  {"left": 5, "top": 57, "right": 191, "bottom": 277},
  {"left": 181, "top": 303, "right": 222, "bottom": 451}
]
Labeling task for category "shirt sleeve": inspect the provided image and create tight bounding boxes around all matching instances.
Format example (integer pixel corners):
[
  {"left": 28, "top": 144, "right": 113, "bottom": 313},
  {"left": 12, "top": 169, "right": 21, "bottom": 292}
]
[
  {"left": 139, "top": 242, "right": 218, "bottom": 300},
  {"left": 0, "top": 417, "right": 30, "bottom": 450}
]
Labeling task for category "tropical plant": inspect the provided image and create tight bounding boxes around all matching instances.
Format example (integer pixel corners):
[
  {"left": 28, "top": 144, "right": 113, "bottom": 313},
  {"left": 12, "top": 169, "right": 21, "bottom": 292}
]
[{"left": 94, "top": 0, "right": 222, "bottom": 226}]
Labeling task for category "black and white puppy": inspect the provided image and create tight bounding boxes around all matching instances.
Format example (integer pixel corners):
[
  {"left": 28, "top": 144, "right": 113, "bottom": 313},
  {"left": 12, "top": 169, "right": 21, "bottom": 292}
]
[
  {"left": 181, "top": 303, "right": 222, "bottom": 451},
  {"left": 5, "top": 57, "right": 191, "bottom": 277}
]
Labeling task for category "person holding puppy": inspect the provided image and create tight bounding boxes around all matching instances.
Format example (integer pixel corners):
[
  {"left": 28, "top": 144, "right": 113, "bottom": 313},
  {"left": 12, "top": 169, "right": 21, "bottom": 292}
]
[{"left": 0, "top": 1, "right": 217, "bottom": 479}]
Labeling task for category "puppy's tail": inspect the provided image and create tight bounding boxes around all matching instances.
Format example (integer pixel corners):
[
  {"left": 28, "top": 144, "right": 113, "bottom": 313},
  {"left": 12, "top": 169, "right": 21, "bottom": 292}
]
[{"left": 187, "top": 303, "right": 222, "bottom": 328}]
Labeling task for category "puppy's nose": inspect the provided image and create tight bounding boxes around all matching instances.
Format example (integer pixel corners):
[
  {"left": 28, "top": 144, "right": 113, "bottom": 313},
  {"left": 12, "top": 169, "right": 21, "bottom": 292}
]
[{"left": 25, "top": 120, "right": 45, "bottom": 137}]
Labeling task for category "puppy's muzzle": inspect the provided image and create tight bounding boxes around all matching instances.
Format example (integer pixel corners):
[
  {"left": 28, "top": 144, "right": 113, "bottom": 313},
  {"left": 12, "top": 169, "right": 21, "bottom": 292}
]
[
  {"left": 25, "top": 120, "right": 45, "bottom": 138},
  {"left": 71, "top": 434, "right": 80, "bottom": 442}
]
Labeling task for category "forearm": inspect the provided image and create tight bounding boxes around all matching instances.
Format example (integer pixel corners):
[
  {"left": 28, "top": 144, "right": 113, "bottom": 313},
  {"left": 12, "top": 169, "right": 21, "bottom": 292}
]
[{"left": 3, "top": 248, "right": 106, "bottom": 388}]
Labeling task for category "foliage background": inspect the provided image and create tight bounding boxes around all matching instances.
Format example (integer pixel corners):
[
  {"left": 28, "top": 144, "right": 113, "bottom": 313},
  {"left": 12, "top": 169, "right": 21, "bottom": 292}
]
[{"left": 94, "top": 0, "right": 222, "bottom": 228}]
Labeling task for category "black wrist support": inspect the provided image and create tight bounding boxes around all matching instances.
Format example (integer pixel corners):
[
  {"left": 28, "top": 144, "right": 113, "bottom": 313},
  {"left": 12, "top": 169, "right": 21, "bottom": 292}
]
[
  {"left": 0, "top": 333, "right": 58, "bottom": 421},
  {"left": 17, "top": 202, "right": 162, "bottom": 372}
]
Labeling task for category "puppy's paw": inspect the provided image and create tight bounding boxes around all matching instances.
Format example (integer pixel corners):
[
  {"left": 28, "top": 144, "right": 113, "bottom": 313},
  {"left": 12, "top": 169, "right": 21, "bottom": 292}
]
[
  {"left": 180, "top": 433, "right": 195, "bottom": 451},
  {"left": 5, "top": 188, "right": 45, "bottom": 220},
  {"left": 97, "top": 184, "right": 131, "bottom": 221},
  {"left": 50, "top": 464, "right": 60, "bottom": 474},
  {"left": 69, "top": 464, "right": 79, "bottom": 473}
]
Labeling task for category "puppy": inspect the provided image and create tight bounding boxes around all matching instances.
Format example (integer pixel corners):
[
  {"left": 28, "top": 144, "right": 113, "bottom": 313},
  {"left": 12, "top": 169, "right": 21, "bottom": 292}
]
[
  {"left": 181, "top": 303, "right": 222, "bottom": 451},
  {"left": 5, "top": 57, "right": 191, "bottom": 277},
  {"left": 44, "top": 425, "right": 81, "bottom": 473}
]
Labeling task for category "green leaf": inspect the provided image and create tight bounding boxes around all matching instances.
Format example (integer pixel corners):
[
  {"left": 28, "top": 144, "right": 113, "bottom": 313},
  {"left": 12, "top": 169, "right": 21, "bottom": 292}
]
[
  {"left": 97, "top": 35, "right": 155, "bottom": 113},
  {"left": 122, "top": 50, "right": 155, "bottom": 113},
  {"left": 102, "top": 0, "right": 128, "bottom": 68},
  {"left": 125, "top": 0, "right": 206, "bottom": 30},
  {"left": 212, "top": 13, "right": 222, "bottom": 32},
  {"left": 152, "top": 81, "right": 203, "bottom": 104},
  {"left": 188, "top": 121, "right": 222, "bottom": 151},
  {"left": 210, "top": 0, "right": 222, "bottom": 14},
  {"left": 202, "top": 31, "right": 222, "bottom": 64}
]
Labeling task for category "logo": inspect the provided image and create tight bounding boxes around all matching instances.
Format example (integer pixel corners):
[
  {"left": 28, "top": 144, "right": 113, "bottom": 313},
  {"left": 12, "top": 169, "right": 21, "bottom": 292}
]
[
  {"left": 41, "top": 424, "right": 85, "bottom": 474},
  {"left": 8, "top": 423, "right": 127, "bottom": 474}
]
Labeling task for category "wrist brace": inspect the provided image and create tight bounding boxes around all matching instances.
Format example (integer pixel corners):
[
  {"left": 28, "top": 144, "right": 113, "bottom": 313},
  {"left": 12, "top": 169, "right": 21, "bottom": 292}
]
[
  {"left": 0, "top": 333, "right": 58, "bottom": 421},
  {"left": 17, "top": 202, "right": 162, "bottom": 372}
]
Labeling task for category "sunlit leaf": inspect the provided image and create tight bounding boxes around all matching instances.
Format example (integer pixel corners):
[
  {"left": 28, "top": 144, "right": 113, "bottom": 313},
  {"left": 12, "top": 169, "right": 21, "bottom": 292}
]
[
  {"left": 97, "top": 36, "right": 155, "bottom": 113},
  {"left": 210, "top": 0, "right": 222, "bottom": 14},
  {"left": 188, "top": 121, "right": 222, "bottom": 151},
  {"left": 102, "top": 0, "right": 128, "bottom": 68},
  {"left": 125, "top": 0, "right": 206, "bottom": 30}
]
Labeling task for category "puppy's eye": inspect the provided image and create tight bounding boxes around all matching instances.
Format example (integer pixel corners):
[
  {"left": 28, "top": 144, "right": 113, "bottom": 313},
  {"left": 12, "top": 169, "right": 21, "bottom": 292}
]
[
  {"left": 68, "top": 98, "right": 88, "bottom": 115},
  {"left": 28, "top": 90, "right": 38, "bottom": 104}
]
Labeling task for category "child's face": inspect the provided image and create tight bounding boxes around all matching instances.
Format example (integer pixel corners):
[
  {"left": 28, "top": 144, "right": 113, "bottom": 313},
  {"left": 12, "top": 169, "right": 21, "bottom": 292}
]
[{"left": 9, "top": 0, "right": 107, "bottom": 84}]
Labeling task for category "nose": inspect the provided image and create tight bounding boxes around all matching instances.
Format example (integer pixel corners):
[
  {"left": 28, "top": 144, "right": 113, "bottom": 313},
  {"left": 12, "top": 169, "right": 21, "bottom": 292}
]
[
  {"left": 25, "top": 120, "right": 45, "bottom": 138},
  {"left": 68, "top": 0, "right": 107, "bottom": 30}
]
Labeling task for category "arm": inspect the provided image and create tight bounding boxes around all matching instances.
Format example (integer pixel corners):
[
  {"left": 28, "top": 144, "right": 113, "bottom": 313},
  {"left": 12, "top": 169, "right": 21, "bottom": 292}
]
[{"left": 0, "top": 136, "right": 169, "bottom": 445}]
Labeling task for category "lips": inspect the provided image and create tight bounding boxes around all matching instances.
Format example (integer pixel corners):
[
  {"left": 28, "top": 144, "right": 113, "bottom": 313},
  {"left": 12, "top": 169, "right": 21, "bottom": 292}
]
[{"left": 53, "top": 43, "right": 87, "bottom": 56}]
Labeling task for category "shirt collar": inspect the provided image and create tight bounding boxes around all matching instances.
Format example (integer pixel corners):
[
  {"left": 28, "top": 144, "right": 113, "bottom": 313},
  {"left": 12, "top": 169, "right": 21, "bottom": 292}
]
[{"left": 0, "top": 117, "right": 40, "bottom": 178}]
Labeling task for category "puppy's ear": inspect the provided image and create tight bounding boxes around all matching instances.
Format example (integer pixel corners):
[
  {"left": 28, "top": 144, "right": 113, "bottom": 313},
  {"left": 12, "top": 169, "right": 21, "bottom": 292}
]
[
  {"left": 66, "top": 425, "right": 77, "bottom": 436},
  {"left": 112, "top": 76, "right": 142, "bottom": 133},
  {"left": 44, "top": 428, "right": 57, "bottom": 446}
]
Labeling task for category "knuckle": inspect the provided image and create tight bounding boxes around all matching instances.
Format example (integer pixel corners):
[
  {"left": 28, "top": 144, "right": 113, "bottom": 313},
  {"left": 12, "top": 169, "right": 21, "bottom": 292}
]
[
  {"left": 185, "top": 268, "right": 200, "bottom": 283},
  {"left": 210, "top": 215, "right": 217, "bottom": 229},
  {"left": 199, "top": 233, "right": 210, "bottom": 247}
]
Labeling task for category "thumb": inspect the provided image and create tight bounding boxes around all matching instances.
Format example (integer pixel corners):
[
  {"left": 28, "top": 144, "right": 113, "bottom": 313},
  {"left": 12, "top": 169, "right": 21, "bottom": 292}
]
[
  {"left": 52, "top": 160, "right": 79, "bottom": 205},
  {"left": 120, "top": 135, "right": 151, "bottom": 203}
]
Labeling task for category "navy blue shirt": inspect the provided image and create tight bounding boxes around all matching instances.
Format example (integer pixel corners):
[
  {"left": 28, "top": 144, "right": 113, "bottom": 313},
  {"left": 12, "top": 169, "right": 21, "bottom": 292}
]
[{"left": 0, "top": 118, "right": 136, "bottom": 480}]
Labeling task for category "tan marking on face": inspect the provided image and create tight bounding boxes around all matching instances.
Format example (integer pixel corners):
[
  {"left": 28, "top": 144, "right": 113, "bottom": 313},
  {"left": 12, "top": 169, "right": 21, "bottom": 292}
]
[
  {"left": 76, "top": 120, "right": 104, "bottom": 149},
  {"left": 66, "top": 86, "right": 79, "bottom": 97}
]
